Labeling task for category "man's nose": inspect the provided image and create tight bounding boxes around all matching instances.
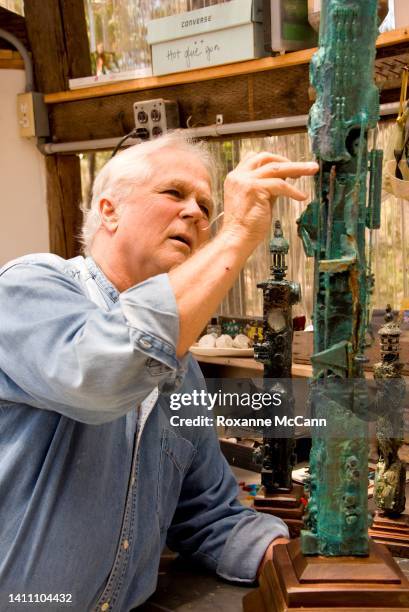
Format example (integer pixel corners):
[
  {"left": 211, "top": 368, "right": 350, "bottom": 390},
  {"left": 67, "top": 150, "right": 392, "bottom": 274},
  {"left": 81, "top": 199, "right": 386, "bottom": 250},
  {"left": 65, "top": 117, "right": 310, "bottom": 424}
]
[{"left": 179, "top": 197, "right": 205, "bottom": 221}]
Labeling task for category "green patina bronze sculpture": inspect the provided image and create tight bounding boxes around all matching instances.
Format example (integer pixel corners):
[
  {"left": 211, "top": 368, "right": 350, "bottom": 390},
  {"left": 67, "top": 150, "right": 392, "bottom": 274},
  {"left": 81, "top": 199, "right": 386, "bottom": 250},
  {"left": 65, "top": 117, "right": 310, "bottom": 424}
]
[
  {"left": 297, "top": 0, "right": 383, "bottom": 556},
  {"left": 243, "top": 3, "right": 409, "bottom": 609}
]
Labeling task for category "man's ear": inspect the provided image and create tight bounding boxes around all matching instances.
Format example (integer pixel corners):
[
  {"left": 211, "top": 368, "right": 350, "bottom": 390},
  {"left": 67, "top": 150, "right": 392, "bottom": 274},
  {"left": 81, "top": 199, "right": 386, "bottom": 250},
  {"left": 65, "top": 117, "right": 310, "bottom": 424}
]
[{"left": 99, "top": 198, "right": 120, "bottom": 233}]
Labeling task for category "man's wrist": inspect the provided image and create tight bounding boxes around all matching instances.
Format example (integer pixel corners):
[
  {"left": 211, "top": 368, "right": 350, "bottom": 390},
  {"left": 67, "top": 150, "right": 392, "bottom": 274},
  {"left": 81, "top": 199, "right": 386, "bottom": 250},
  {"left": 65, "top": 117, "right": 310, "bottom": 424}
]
[
  {"left": 215, "top": 226, "right": 258, "bottom": 257},
  {"left": 256, "top": 537, "right": 290, "bottom": 580}
]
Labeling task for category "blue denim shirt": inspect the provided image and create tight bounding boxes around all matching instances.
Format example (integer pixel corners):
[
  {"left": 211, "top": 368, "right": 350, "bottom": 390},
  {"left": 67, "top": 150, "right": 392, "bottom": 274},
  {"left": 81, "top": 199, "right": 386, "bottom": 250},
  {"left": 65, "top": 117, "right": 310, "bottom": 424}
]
[{"left": 0, "top": 253, "right": 288, "bottom": 612}]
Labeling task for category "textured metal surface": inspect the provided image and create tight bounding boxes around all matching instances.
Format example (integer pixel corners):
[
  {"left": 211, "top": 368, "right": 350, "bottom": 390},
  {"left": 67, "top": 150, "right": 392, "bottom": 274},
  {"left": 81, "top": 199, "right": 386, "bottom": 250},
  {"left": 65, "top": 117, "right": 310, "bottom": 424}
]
[
  {"left": 253, "top": 221, "right": 300, "bottom": 492},
  {"left": 374, "top": 307, "right": 407, "bottom": 515},
  {"left": 297, "top": 0, "right": 383, "bottom": 556}
]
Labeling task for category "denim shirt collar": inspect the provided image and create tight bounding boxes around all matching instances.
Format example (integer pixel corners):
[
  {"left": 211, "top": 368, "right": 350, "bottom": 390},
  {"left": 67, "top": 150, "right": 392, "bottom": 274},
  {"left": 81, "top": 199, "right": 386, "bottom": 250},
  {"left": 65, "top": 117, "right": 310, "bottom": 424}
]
[{"left": 85, "top": 256, "right": 119, "bottom": 304}]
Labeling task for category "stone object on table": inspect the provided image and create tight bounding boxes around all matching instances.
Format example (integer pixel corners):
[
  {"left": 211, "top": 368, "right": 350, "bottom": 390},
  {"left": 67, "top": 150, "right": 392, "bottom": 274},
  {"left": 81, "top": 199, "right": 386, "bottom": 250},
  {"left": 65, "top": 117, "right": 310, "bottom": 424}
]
[
  {"left": 198, "top": 333, "right": 217, "bottom": 348},
  {"left": 232, "top": 334, "right": 252, "bottom": 349},
  {"left": 215, "top": 334, "right": 234, "bottom": 348}
]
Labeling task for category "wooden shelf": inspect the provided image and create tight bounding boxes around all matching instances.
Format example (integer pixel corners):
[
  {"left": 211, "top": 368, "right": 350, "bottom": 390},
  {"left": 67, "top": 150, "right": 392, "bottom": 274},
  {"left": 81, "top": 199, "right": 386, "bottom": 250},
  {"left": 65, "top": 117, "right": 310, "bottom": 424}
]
[
  {"left": 0, "top": 49, "right": 23, "bottom": 70},
  {"left": 44, "top": 27, "right": 409, "bottom": 105},
  {"left": 44, "top": 48, "right": 313, "bottom": 104},
  {"left": 195, "top": 355, "right": 313, "bottom": 379}
]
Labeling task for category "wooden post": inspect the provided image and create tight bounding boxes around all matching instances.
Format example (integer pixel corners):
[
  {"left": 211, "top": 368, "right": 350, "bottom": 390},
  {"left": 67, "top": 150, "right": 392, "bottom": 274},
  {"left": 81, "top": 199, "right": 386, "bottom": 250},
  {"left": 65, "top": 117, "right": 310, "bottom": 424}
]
[
  {"left": 59, "top": 0, "right": 92, "bottom": 82},
  {"left": 24, "top": 0, "right": 91, "bottom": 92},
  {"left": 24, "top": 0, "right": 91, "bottom": 258},
  {"left": 45, "top": 155, "right": 83, "bottom": 259}
]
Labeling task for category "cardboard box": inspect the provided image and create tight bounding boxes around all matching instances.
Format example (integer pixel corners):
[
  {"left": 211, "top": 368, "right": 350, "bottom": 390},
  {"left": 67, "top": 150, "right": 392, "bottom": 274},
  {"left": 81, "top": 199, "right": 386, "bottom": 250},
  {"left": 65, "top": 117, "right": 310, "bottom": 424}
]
[
  {"left": 395, "top": 0, "right": 409, "bottom": 29},
  {"left": 147, "top": 0, "right": 267, "bottom": 76}
]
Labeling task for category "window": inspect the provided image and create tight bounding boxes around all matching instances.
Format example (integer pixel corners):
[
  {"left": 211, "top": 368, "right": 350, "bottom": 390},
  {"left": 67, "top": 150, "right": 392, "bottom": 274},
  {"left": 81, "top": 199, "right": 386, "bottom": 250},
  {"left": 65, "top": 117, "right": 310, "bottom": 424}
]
[{"left": 84, "top": 0, "right": 231, "bottom": 74}]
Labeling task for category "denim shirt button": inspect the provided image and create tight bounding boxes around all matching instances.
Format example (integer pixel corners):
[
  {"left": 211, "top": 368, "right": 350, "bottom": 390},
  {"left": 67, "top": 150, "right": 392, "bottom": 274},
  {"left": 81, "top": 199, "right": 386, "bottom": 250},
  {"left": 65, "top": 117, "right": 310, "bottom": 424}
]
[
  {"left": 122, "top": 539, "right": 129, "bottom": 550},
  {"left": 138, "top": 337, "right": 152, "bottom": 350},
  {"left": 100, "top": 603, "right": 109, "bottom": 611}
]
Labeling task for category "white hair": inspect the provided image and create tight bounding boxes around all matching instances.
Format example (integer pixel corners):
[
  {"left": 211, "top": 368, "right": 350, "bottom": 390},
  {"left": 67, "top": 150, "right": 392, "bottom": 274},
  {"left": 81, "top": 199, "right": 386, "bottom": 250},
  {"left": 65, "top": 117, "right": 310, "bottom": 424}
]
[{"left": 80, "top": 131, "right": 217, "bottom": 255}]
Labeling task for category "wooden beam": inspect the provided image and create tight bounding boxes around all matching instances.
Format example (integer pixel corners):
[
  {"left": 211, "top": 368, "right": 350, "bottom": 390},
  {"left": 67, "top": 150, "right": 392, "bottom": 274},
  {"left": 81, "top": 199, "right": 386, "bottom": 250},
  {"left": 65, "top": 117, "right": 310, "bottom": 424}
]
[
  {"left": 23, "top": 1, "right": 90, "bottom": 259},
  {"left": 46, "top": 65, "right": 400, "bottom": 144},
  {"left": 23, "top": 0, "right": 91, "bottom": 93},
  {"left": 24, "top": 0, "right": 68, "bottom": 92},
  {"left": 59, "top": 0, "right": 92, "bottom": 81},
  {"left": 48, "top": 62, "right": 312, "bottom": 143},
  {"left": 45, "top": 155, "right": 83, "bottom": 259}
]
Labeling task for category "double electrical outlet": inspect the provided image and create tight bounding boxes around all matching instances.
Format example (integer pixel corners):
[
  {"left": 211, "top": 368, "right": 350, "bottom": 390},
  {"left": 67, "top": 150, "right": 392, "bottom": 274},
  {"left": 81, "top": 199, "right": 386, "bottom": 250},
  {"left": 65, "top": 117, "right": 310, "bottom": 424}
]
[{"left": 133, "top": 99, "right": 179, "bottom": 140}]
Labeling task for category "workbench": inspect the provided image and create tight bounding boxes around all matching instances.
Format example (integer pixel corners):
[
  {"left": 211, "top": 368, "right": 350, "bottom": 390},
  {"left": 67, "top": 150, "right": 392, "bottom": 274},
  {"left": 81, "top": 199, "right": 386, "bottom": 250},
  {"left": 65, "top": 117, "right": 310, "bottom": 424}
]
[{"left": 137, "top": 468, "right": 409, "bottom": 612}]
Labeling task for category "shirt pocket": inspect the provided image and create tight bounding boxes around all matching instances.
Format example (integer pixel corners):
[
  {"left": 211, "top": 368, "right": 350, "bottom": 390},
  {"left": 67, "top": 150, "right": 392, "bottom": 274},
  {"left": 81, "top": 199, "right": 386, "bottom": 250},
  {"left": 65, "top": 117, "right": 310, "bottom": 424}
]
[{"left": 157, "top": 427, "right": 196, "bottom": 533}]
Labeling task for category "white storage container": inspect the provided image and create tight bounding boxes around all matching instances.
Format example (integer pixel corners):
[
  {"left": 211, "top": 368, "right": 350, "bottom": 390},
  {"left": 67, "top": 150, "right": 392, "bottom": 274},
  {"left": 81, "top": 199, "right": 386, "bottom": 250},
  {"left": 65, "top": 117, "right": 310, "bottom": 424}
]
[{"left": 147, "top": 0, "right": 267, "bottom": 76}]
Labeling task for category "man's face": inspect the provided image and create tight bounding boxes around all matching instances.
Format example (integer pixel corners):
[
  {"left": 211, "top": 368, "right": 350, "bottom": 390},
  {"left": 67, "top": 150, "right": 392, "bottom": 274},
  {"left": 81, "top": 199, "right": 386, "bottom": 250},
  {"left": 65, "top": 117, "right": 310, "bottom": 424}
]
[{"left": 111, "top": 147, "right": 214, "bottom": 285}]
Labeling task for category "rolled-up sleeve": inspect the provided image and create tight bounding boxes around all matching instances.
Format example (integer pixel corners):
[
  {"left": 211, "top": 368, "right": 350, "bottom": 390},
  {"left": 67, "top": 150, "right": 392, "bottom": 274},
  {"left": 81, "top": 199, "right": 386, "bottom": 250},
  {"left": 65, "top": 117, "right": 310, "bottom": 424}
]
[
  {"left": 0, "top": 260, "right": 187, "bottom": 424},
  {"left": 166, "top": 418, "right": 289, "bottom": 583}
]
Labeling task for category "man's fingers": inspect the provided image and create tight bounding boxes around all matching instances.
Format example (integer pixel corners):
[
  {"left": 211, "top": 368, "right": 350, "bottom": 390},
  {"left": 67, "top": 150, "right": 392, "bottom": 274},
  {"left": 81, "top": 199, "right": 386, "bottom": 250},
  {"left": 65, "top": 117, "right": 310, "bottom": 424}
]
[
  {"left": 254, "top": 161, "right": 319, "bottom": 179},
  {"left": 258, "top": 178, "right": 308, "bottom": 201},
  {"left": 239, "top": 151, "right": 291, "bottom": 170}
]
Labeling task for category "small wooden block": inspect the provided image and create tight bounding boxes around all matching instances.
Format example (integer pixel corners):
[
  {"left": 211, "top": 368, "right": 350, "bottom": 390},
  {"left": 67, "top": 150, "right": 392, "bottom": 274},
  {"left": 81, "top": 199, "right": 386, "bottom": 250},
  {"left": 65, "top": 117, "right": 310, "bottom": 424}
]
[
  {"left": 243, "top": 539, "right": 409, "bottom": 611},
  {"left": 369, "top": 512, "right": 409, "bottom": 558},
  {"left": 254, "top": 485, "right": 305, "bottom": 537},
  {"left": 254, "top": 484, "right": 304, "bottom": 508}
]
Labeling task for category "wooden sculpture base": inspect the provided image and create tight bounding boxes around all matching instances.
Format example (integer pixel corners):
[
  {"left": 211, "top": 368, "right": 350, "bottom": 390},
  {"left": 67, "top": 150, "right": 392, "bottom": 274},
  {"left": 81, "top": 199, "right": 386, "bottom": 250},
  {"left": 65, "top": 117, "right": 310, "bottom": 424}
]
[
  {"left": 253, "top": 484, "right": 305, "bottom": 537},
  {"left": 243, "top": 538, "right": 409, "bottom": 612},
  {"left": 369, "top": 511, "right": 409, "bottom": 558}
]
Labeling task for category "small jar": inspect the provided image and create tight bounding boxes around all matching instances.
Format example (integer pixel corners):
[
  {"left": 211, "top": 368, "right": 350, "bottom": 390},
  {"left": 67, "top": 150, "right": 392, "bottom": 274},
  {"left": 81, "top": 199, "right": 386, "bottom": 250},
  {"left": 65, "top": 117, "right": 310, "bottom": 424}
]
[{"left": 207, "top": 317, "right": 221, "bottom": 337}]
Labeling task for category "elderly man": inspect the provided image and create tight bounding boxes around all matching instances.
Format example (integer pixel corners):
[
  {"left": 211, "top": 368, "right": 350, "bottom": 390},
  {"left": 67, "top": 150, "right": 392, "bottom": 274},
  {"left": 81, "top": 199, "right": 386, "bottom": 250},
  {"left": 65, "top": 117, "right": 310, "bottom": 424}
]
[{"left": 0, "top": 132, "right": 317, "bottom": 612}]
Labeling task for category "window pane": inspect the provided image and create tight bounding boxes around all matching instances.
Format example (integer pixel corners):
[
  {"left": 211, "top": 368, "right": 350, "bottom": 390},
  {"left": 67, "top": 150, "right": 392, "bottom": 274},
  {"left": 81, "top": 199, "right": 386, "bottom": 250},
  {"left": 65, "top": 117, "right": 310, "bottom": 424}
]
[{"left": 85, "top": 0, "right": 231, "bottom": 74}]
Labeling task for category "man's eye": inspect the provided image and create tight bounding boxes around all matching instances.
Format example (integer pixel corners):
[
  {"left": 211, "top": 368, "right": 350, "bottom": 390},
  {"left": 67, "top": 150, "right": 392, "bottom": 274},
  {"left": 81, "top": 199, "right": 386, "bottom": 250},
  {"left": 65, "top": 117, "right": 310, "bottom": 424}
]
[
  {"left": 164, "top": 189, "right": 181, "bottom": 198},
  {"left": 199, "top": 204, "right": 210, "bottom": 218}
]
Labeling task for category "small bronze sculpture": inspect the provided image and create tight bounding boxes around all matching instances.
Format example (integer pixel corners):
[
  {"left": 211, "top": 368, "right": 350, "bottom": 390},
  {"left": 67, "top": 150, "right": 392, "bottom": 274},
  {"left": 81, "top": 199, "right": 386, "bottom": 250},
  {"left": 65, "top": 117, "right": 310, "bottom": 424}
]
[
  {"left": 253, "top": 220, "right": 304, "bottom": 536},
  {"left": 369, "top": 305, "right": 409, "bottom": 556}
]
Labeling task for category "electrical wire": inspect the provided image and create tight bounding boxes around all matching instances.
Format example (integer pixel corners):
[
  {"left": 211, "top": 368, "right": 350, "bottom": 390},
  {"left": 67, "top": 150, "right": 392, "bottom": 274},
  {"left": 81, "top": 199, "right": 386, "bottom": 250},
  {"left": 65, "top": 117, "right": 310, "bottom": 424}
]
[
  {"left": 110, "top": 128, "right": 141, "bottom": 158},
  {"left": 0, "top": 28, "right": 34, "bottom": 92}
]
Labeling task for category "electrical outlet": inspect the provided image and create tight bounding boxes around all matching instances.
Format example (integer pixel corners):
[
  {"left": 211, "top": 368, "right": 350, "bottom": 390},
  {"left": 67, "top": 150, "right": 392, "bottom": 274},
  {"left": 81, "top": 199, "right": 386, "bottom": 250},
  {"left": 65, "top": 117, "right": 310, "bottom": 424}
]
[
  {"left": 16, "top": 92, "right": 50, "bottom": 139},
  {"left": 17, "top": 92, "right": 35, "bottom": 137},
  {"left": 133, "top": 99, "right": 179, "bottom": 140}
]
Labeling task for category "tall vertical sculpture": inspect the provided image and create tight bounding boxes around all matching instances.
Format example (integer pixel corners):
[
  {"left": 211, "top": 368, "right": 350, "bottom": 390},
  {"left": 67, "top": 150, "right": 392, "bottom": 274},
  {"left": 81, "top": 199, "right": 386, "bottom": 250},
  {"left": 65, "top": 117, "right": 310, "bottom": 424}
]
[
  {"left": 244, "top": 1, "right": 409, "bottom": 609},
  {"left": 297, "top": 0, "right": 382, "bottom": 556},
  {"left": 253, "top": 221, "right": 304, "bottom": 536}
]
